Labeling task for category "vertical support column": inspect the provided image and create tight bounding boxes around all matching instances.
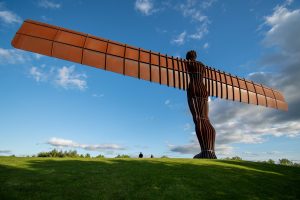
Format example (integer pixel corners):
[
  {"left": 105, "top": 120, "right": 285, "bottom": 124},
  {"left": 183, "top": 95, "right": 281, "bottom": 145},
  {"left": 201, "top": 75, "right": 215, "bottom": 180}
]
[{"left": 186, "top": 50, "right": 217, "bottom": 159}]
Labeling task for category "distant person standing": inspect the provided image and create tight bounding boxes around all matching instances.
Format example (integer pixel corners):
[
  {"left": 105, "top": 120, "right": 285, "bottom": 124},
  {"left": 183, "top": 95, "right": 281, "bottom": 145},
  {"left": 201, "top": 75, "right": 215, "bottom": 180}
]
[
  {"left": 139, "top": 152, "right": 143, "bottom": 158},
  {"left": 150, "top": 154, "right": 154, "bottom": 158}
]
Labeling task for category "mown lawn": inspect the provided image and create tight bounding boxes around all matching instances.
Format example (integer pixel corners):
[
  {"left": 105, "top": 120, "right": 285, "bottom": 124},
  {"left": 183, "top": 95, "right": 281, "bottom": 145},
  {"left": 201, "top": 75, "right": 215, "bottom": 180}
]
[{"left": 0, "top": 157, "right": 299, "bottom": 199}]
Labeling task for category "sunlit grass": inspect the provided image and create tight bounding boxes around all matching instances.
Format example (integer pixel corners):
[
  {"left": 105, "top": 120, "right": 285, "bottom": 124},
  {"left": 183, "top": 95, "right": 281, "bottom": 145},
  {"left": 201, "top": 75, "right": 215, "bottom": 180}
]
[{"left": 0, "top": 156, "right": 299, "bottom": 199}]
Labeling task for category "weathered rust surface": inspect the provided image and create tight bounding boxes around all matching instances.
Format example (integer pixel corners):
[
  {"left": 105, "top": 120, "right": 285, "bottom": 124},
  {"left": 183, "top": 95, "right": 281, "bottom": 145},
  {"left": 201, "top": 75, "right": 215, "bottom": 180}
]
[
  {"left": 187, "top": 58, "right": 217, "bottom": 159},
  {"left": 11, "top": 19, "right": 288, "bottom": 111},
  {"left": 11, "top": 20, "right": 188, "bottom": 91}
]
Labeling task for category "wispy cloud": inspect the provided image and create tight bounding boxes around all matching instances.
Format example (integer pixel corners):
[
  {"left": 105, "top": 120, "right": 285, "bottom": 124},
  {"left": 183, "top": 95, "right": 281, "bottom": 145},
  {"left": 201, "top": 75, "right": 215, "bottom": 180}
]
[
  {"left": 47, "top": 137, "right": 126, "bottom": 151},
  {"left": 263, "top": 0, "right": 300, "bottom": 53},
  {"left": 0, "top": 48, "right": 30, "bottom": 64},
  {"left": 0, "top": 10, "right": 22, "bottom": 24},
  {"left": 41, "top": 15, "right": 51, "bottom": 22},
  {"left": 177, "top": 0, "right": 213, "bottom": 41},
  {"left": 169, "top": 1, "right": 300, "bottom": 158},
  {"left": 133, "top": 0, "right": 214, "bottom": 44},
  {"left": 203, "top": 42, "right": 209, "bottom": 49},
  {"left": 55, "top": 66, "right": 87, "bottom": 91},
  {"left": 29, "top": 65, "right": 88, "bottom": 91},
  {"left": 164, "top": 99, "right": 170, "bottom": 105},
  {"left": 242, "top": 150, "right": 281, "bottom": 157},
  {"left": 135, "top": 0, "right": 157, "bottom": 16},
  {"left": 200, "top": 0, "right": 217, "bottom": 9},
  {"left": 168, "top": 136, "right": 233, "bottom": 156},
  {"left": 38, "top": 0, "right": 61, "bottom": 9},
  {"left": 183, "top": 123, "right": 191, "bottom": 131},
  {"left": 30, "top": 66, "right": 47, "bottom": 82},
  {"left": 164, "top": 99, "right": 185, "bottom": 110},
  {"left": 0, "top": 150, "right": 11, "bottom": 154},
  {"left": 92, "top": 93, "right": 104, "bottom": 98},
  {"left": 171, "top": 31, "right": 187, "bottom": 45}
]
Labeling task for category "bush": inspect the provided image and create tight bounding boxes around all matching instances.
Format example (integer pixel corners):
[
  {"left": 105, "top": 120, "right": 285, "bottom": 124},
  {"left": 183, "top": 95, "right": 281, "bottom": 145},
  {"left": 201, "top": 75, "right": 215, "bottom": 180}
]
[
  {"left": 37, "top": 149, "right": 83, "bottom": 158},
  {"left": 95, "top": 154, "right": 105, "bottom": 158},
  {"left": 293, "top": 162, "right": 300, "bottom": 167},
  {"left": 37, "top": 152, "right": 50, "bottom": 157},
  {"left": 161, "top": 156, "right": 169, "bottom": 159},
  {"left": 231, "top": 156, "right": 242, "bottom": 161},
  {"left": 279, "top": 158, "right": 293, "bottom": 166},
  {"left": 266, "top": 159, "right": 275, "bottom": 164},
  {"left": 85, "top": 153, "right": 91, "bottom": 158},
  {"left": 224, "top": 156, "right": 242, "bottom": 161},
  {"left": 115, "top": 154, "right": 130, "bottom": 158}
]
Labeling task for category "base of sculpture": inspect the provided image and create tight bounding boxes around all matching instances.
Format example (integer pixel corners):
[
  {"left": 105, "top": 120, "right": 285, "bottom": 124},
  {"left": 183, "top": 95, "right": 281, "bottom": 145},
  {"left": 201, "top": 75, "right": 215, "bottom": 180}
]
[{"left": 193, "top": 150, "right": 217, "bottom": 159}]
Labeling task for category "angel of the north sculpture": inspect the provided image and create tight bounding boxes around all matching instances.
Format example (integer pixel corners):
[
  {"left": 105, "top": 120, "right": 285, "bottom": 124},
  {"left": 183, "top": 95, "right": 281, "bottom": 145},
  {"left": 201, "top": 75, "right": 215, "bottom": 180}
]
[{"left": 11, "top": 20, "right": 288, "bottom": 159}]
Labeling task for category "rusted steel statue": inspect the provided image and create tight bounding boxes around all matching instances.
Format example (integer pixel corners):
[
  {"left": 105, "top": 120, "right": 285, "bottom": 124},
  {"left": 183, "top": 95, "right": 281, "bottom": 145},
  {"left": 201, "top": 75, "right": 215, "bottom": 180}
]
[
  {"left": 11, "top": 20, "right": 288, "bottom": 159},
  {"left": 186, "top": 51, "right": 216, "bottom": 158}
]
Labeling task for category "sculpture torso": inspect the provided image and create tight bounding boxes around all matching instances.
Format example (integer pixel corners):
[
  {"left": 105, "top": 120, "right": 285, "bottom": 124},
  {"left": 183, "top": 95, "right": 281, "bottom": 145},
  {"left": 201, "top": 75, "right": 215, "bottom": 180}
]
[
  {"left": 187, "top": 61, "right": 209, "bottom": 118},
  {"left": 186, "top": 59, "right": 216, "bottom": 158}
]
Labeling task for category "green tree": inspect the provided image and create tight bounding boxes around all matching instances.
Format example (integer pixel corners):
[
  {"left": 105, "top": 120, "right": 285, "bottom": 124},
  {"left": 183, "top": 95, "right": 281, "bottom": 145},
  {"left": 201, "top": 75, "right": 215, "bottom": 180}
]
[
  {"left": 279, "top": 158, "right": 293, "bottom": 166},
  {"left": 266, "top": 159, "right": 275, "bottom": 164},
  {"left": 161, "top": 155, "right": 169, "bottom": 158},
  {"left": 293, "top": 162, "right": 300, "bottom": 167},
  {"left": 96, "top": 154, "right": 105, "bottom": 158},
  {"left": 115, "top": 154, "right": 130, "bottom": 158},
  {"left": 231, "top": 156, "right": 242, "bottom": 161}
]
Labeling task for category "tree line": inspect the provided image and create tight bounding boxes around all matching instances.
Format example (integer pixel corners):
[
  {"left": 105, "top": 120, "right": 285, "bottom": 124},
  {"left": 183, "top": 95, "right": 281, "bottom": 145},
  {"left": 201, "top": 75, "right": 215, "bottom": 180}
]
[
  {"left": 15, "top": 149, "right": 297, "bottom": 167},
  {"left": 224, "top": 156, "right": 300, "bottom": 167}
]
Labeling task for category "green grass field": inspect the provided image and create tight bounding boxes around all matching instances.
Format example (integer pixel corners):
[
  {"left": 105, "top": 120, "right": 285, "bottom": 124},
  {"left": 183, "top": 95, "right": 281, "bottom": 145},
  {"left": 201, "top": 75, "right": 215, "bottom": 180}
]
[{"left": 0, "top": 157, "right": 299, "bottom": 199}]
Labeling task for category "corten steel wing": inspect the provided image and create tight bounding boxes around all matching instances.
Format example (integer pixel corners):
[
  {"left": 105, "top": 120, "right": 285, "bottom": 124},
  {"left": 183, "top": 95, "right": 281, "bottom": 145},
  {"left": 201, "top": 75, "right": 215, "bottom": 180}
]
[{"left": 11, "top": 19, "right": 288, "bottom": 111}]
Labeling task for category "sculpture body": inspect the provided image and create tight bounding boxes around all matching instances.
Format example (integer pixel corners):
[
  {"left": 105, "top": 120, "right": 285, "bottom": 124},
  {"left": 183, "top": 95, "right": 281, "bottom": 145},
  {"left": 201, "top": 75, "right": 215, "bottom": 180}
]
[{"left": 186, "top": 52, "right": 216, "bottom": 158}]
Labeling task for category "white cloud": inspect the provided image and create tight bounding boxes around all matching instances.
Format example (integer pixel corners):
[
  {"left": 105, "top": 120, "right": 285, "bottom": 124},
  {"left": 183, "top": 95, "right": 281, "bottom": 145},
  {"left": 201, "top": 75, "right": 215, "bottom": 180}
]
[
  {"left": 263, "top": 3, "right": 300, "bottom": 53},
  {"left": 188, "top": 22, "right": 209, "bottom": 40},
  {"left": 203, "top": 42, "right": 209, "bottom": 49},
  {"left": 200, "top": 0, "right": 217, "bottom": 9},
  {"left": 135, "top": 0, "right": 156, "bottom": 16},
  {"left": 180, "top": 6, "right": 208, "bottom": 23},
  {"left": 38, "top": 0, "right": 61, "bottom": 9},
  {"left": 168, "top": 135, "right": 233, "bottom": 155},
  {"left": 164, "top": 99, "right": 185, "bottom": 110},
  {"left": 169, "top": 1, "right": 300, "bottom": 158},
  {"left": 171, "top": 31, "right": 187, "bottom": 45},
  {"left": 215, "top": 144, "right": 234, "bottom": 156},
  {"left": 242, "top": 150, "right": 281, "bottom": 157},
  {"left": 183, "top": 123, "right": 191, "bottom": 131},
  {"left": 167, "top": 0, "right": 215, "bottom": 45},
  {"left": 0, "top": 10, "right": 22, "bottom": 24},
  {"left": 0, "top": 48, "right": 30, "bottom": 64},
  {"left": 177, "top": 0, "right": 212, "bottom": 41},
  {"left": 164, "top": 99, "right": 170, "bottom": 105},
  {"left": 47, "top": 137, "right": 126, "bottom": 151},
  {"left": 92, "top": 93, "right": 104, "bottom": 98},
  {"left": 133, "top": 0, "right": 214, "bottom": 44},
  {"left": 29, "top": 65, "right": 88, "bottom": 91},
  {"left": 215, "top": 0, "right": 300, "bottom": 145},
  {"left": 34, "top": 53, "right": 43, "bottom": 60},
  {"left": 55, "top": 66, "right": 87, "bottom": 90},
  {"left": 0, "top": 150, "right": 11, "bottom": 154},
  {"left": 30, "top": 66, "right": 47, "bottom": 82}
]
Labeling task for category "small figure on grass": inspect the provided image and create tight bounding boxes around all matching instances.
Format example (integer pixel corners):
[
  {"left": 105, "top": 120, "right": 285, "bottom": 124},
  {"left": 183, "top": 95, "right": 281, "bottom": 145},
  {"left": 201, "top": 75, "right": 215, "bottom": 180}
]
[{"left": 139, "top": 152, "right": 143, "bottom": 158}]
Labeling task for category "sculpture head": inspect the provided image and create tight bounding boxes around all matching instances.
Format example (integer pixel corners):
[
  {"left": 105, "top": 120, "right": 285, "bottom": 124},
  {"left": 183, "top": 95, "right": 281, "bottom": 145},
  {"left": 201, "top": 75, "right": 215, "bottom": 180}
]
[{"left": 186, "top": 50, "right": 197, "bottom": 61}]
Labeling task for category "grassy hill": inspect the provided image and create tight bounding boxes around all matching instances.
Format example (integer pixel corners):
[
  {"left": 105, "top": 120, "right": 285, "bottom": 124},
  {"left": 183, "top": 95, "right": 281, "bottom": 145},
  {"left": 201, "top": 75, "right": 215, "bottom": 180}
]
[{"left": 0, "top": 157, "right": 299, "bottom": 199}]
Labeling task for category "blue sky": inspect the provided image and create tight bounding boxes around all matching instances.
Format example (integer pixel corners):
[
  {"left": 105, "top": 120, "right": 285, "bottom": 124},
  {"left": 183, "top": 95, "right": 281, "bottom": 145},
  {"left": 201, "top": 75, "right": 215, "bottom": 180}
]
[{"left": 0, "top": 0, "right": 300, "bottom": 161}]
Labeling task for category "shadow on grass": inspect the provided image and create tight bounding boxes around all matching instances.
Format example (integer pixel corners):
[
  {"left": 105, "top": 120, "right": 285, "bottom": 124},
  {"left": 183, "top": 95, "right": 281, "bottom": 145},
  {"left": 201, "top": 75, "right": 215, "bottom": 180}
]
[{"left": 0, "top": 158, "right": 299, "bottom": 200}]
